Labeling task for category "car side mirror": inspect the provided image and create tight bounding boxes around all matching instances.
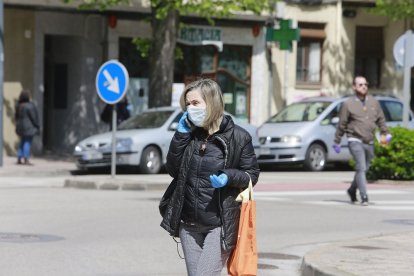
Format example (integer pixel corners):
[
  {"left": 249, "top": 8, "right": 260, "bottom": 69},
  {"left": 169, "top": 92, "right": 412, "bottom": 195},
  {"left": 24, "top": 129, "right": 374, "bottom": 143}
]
[
  {"left": 169, "top": 122, "right": 178, "bottom": 131},
  {"left": 331, "top": 117, "right": 339, "bottom": 124}
]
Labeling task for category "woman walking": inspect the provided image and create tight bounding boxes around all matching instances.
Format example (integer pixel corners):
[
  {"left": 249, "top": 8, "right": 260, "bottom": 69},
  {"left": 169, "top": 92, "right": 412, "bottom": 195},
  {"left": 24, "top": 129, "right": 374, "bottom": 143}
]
[
  {"left": 15, "top": 90, "right": 40, "bottom": 165},
  {"left": 160, "top": 79, "right": 259, "bottom": 275}
]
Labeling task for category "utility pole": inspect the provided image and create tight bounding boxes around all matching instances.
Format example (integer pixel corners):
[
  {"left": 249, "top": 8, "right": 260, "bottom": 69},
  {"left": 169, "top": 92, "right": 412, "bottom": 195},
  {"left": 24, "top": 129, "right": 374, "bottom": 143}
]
[{"left": 0, "top": 0, "right": 4, "bottom": 167}]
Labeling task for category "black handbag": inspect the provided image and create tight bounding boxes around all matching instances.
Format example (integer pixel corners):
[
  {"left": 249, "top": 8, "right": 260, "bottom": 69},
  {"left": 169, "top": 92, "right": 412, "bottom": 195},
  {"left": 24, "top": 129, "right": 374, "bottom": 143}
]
[{"left": 159, "top": 179, "right": 177, "bottom": 217}]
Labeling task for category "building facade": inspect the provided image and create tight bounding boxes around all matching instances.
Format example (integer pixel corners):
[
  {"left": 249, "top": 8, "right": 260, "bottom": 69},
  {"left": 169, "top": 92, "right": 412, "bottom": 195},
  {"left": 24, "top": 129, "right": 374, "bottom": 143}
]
[
  {"left": 4, "top": 0, "right": 268, "bottom": 155},
  {"left": 268, "top": 0, "right": 411, "bottom": 115},
  {"left": 2, "top": 0, "right": 412, "bottom": 156}
]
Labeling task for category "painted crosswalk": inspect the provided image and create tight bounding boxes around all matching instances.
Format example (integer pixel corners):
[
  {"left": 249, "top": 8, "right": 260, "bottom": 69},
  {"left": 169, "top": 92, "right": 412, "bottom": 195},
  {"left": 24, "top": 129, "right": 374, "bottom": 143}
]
[{"left": 254, "top": 189, "right": 414, "bottom": 211}]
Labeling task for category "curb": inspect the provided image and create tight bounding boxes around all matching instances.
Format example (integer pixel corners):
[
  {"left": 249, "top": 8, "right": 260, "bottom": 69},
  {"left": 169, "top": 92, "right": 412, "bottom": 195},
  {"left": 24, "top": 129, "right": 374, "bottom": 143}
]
[
  {"left": 301, "top": 250, "right": 351, "bottom": 276},
  {"left": 63, "top": 178, "right": 168, "bottom": 191},
  {"left": 300, "top": 231, "right": 414, "bottom": 276}
]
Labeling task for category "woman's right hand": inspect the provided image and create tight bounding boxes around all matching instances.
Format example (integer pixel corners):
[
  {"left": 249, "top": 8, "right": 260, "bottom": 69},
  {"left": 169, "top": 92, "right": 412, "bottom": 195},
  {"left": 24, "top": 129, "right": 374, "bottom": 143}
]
[{"left": 177, "top": 112, "right": 191, "bottom": 133}]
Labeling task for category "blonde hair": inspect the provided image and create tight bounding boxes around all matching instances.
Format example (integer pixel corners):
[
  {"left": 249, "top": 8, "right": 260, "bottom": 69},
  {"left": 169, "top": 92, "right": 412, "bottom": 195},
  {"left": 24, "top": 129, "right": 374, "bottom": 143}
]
[{"left": 180, "top": 79, "right": 224, "bottom": 134}]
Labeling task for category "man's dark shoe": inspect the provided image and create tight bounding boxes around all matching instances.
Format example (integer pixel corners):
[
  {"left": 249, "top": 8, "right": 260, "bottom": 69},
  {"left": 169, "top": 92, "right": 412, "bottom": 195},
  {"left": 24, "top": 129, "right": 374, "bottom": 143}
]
[
  {"left": 361, "top": 196, "right": 369, "bottom": 206},
  {"left": 347, "top": 189, "right": 357, "bottom": 203}
]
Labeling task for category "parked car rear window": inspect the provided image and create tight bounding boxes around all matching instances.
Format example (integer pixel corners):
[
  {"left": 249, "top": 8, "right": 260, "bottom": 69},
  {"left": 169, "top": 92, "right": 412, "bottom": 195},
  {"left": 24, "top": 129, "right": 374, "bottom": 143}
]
[
  {"left": 118, "top": 110, "right": 174, "bottom": 130},
  {"left": 380, "top": 100, "right": 404, "bottom": 122},
  {"left": 267, "top": 101, "right": 332, "bottom": 123}
]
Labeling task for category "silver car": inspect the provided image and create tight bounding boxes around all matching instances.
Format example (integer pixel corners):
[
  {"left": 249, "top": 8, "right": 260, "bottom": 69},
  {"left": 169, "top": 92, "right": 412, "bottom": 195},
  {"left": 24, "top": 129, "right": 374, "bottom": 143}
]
[
  {"left": 257, "top": 95, "right": 414, "bottom": 171},
  {"left": 73, "top": 106, "right": 260, "bottom": 174}
]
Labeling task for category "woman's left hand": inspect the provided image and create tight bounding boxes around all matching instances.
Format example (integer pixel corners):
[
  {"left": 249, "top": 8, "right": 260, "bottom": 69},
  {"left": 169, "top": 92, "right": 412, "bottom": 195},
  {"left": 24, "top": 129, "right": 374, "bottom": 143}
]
[{"left": 210, "top": 173, "right": 228, "bottom": 188}]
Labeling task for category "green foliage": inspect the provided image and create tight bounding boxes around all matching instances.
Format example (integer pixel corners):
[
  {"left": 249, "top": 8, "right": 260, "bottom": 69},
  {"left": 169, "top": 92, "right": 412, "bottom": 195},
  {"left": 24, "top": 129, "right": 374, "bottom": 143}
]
[
  {"left": 367, "top": 127, "right": 414, "bottom": 180},
  {"left": 372, "top": 0, "right": 414, "bottom": 20},
  {"left": 152, "top": 0, "right": 271, "bottom": 22},
  {"left": 62, "top": 0, "right": 128, "bottom": 11},
  {"left": 132, "top": 37, "right": 183, "bottom": 60},
  {"left": 63, "top": 0, "right": 272, "bottom": 19},
  {"left": 131, "top": 37, "right": 151, "bottom": 58}
]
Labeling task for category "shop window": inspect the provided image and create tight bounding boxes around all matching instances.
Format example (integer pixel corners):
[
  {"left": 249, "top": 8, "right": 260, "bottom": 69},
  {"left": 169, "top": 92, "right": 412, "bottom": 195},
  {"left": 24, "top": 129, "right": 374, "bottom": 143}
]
[
  {"left": 174, "top": 45, "right": 216, "bottom": 83},
  {"left": 296, "top": 23, "right": 325, "bottom": 86},
  {"left": 217, "top": 46, "right": 251, "bottom": 122},
  {"left": 119, "top": 37, "right": 150, "bottom": 114},
  {"left": 175, "top": 44, "right": 252, "bottom": 121},
  {"left": 355, "top": 26, "right": 384, "bottom": 88},
  {"left": 119, "top": 37, "right": 149, "bottom": 78}
]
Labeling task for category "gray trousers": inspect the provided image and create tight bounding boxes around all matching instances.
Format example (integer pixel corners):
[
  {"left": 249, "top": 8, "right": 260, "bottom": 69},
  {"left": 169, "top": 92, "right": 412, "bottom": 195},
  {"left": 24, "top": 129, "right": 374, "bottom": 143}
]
[
  {"left": 179, "top": 223, "right": 230, "bottom": 276},
  {"left": 348, "top": 141, "right": 374, "bottom": 199}
]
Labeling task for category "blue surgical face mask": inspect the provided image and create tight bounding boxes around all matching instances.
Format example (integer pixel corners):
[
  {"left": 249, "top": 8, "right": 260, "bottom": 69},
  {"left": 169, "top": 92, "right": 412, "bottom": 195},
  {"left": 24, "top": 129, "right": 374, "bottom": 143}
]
[{"left": 187, "top": 107, "right": 206, "bottom": 127}]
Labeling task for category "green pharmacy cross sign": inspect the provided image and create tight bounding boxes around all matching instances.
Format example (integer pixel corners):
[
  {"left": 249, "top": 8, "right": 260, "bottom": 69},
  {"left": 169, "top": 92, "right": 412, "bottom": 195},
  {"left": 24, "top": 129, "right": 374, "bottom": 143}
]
[{"left": 266, "top": 19, "right": 300, "bottom": 50}]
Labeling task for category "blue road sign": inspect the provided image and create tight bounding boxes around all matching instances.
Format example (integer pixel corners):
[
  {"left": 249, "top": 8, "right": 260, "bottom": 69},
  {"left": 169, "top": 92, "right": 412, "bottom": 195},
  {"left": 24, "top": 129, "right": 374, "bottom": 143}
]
[{"left": 96, "top": 60, "right": 129, "bottom": 104}]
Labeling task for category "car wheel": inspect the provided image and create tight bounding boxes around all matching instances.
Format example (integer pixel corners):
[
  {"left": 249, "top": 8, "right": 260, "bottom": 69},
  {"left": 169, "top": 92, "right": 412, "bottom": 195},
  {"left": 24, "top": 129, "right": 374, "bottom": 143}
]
[
  {"left": 304, "top": 144, "right": 326, "bottom": 171},
  {"left": 139, "top": 146, "right": 162, "bottom": 174}
]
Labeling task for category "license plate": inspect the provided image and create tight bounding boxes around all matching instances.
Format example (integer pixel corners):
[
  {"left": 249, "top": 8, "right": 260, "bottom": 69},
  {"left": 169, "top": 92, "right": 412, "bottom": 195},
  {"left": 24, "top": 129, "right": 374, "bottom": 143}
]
[
  {"left": 260, "top": 147, "right": 271, "bottom": 155},
  {"left": 82, "top": 151, "right": 103, "bottom": 161}
]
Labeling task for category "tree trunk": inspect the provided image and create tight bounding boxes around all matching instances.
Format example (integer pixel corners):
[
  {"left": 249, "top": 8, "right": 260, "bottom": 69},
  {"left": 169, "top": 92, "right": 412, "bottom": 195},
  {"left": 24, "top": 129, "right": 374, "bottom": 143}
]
[{"left": 148, "top": 5, "right": 179, "bottom": 108}]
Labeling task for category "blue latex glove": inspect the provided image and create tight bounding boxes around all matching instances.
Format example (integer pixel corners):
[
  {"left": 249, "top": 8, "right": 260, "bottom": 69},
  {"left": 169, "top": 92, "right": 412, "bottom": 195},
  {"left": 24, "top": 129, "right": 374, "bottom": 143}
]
[
  {"left": 332, "top": 144, "right": 341, "bottom": 154},
  {"left": 210, "top": 173, "right": 228, "bottom": 188},
  {"left": 177, "top": 112, "right": 191, "bottom": 133}
]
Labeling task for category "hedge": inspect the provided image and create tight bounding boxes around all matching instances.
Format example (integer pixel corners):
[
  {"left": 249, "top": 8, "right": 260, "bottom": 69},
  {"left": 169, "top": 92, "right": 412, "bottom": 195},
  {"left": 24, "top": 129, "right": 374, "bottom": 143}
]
[{"left": 367, "top": 126, "right": 414, "bottom": 180}]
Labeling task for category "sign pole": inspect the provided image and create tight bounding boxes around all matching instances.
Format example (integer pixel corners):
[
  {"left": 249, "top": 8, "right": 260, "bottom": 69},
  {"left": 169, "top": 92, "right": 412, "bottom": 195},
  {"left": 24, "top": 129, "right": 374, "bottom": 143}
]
[
  {"left": 111, "top": 106, "right": 117, "bottom": 178},
  {"left": 283, "top": 51, "right": 289, "bottom": 107},
  {"left": 403, "top": 30, "right": 413, "bottom": 128},
  {"left": 95, "top": 60, "right": 129, "bottom": 179},
  {"left": 0, "top": 0, "right": 3, "bottom": 167}
]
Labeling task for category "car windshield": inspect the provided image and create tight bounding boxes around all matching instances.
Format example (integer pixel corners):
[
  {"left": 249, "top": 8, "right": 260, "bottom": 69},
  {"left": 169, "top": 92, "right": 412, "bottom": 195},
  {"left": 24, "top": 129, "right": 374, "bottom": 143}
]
[
  {"left": 267, "top": 101, "right": 332, "bottom": 123},
  {"left": 118, "top": 110, "right": 174, "bottom": 130}
]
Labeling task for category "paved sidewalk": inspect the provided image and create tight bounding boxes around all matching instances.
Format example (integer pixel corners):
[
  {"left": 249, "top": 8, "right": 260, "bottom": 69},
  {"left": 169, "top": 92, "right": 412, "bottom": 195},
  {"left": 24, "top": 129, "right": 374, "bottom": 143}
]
[
  {"left": 0, "top": 155, "right": 173, "bottom": 189},
  {"left": 302, "top": 231, "right": 414, "bottom": 276},
  {"left": 0, "top": 155, "right": 76, "bottom": 176}
]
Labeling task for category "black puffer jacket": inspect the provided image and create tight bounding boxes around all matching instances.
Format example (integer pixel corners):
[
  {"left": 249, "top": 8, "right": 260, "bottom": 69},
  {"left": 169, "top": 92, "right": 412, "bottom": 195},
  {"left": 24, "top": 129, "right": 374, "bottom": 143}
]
[{"left": 160, "top": 115, "right": 259, "bottom": 251}]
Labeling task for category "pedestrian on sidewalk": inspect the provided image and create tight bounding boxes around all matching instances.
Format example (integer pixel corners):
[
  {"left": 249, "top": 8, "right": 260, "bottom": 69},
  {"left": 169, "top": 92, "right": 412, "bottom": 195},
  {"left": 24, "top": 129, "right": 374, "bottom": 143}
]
[
  {"left": 333, "top": 76, "right": 391, "bottom": 206},
  {"left": 15, "top": 90, "right": 40, "bottom": 165},
  {"left": 160, "top": 79, "right": 259, "bottom": 275}
]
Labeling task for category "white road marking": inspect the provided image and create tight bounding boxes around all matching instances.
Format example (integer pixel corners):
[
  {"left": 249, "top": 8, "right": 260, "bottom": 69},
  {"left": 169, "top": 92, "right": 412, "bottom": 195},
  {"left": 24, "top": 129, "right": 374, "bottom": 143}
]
[
  {"left": 368, "top": 206, "right": 414, "bottom": 210},
  {"left": 254, "top": 190, "right": 409, "bottom": 197},
  {"left": 255, "top": 190, "right": 414, "bottom": 211}
]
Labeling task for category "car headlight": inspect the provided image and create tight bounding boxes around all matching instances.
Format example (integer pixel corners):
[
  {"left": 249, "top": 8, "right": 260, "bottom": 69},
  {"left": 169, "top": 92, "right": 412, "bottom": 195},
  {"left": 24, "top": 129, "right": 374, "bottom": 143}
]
[
  {"left": 280, "top": 135, "right": 301, "bottom": 143},
  {"left": 74, "top": 145, "right": 84, "bottom": 153},
  {"left": 116, "top": 138, "right": 133, "bottom": 150}
]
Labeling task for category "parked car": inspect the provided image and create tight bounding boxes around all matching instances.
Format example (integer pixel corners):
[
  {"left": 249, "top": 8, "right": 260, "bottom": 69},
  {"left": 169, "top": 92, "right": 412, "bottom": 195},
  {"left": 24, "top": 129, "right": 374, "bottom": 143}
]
[
  {"left": 73, "top": 106, "right": 260, "bottom": 174},
  {"left": 257, "top": 95, "right": 414, "bottom": 171}
]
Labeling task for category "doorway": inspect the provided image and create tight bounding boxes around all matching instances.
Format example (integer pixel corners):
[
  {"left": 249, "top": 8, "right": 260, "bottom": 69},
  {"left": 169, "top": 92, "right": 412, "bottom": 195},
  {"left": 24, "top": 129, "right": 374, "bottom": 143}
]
[{"left": 43, "top": 35, "right": 83, "bottom": 154}]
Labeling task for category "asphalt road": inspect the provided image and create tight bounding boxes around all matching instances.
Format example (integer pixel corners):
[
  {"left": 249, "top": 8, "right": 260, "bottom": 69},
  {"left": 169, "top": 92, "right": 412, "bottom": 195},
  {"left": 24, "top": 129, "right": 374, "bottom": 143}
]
[{"left": 0, "top": 168, "right": 414, "bottom": 275}]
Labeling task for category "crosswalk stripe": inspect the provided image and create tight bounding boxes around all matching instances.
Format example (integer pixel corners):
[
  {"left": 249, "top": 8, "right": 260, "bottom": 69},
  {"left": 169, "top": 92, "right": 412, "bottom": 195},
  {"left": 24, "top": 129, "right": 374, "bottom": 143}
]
[
  {"left": 368, "top": 206, "right": 414, "bottom": 210},
  {"left": 371, "top": 200, "right": 414, "bottom": 204},
  {"left": 254, "top": 190, "right": 409, "bottom": 197},
  {"left": 254, "top": 190, "right": 414, "bottom": 211},
  {"left": 255, "top": 197, "right": 289, "bottom": 201}
]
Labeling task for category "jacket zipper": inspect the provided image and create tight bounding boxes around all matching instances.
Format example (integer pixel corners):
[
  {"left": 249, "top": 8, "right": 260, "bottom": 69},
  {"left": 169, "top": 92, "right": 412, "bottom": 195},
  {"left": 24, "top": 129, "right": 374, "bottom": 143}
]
[{"left": 215, "top": 136, "right": 230, "bottom": 250}]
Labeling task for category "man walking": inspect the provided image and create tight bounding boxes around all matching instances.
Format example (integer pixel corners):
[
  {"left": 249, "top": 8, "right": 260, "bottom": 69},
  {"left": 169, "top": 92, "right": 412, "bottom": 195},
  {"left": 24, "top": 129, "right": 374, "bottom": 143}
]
[{"left": 333, "top": 76, "right": 391, "bottom": 206}]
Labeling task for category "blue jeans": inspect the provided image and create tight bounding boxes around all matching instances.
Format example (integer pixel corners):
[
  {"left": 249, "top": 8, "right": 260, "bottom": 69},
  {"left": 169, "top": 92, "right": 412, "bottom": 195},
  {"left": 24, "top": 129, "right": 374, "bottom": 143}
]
[
  {"left": 348, "top": 141, "right": 374, "bottom": 199},
  {"left": 17, "top": 136, "right": 33, "bottom": 160},
  {"left": 179, "top": 222, "right": 229, "bottom": 276}
]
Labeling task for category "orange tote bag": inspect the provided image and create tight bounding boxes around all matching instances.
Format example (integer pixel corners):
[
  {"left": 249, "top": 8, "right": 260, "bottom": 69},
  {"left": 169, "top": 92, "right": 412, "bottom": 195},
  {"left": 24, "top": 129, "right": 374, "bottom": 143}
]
[{"left": 227, "top": 176, "right": 257, "bottom": 276}]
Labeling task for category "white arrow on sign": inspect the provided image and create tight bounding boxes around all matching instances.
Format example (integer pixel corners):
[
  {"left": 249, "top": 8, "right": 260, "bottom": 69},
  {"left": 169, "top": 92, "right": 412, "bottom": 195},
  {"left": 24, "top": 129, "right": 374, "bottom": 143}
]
[{"left": 103, "top": 69, "right": 120, "bottom": 94}]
